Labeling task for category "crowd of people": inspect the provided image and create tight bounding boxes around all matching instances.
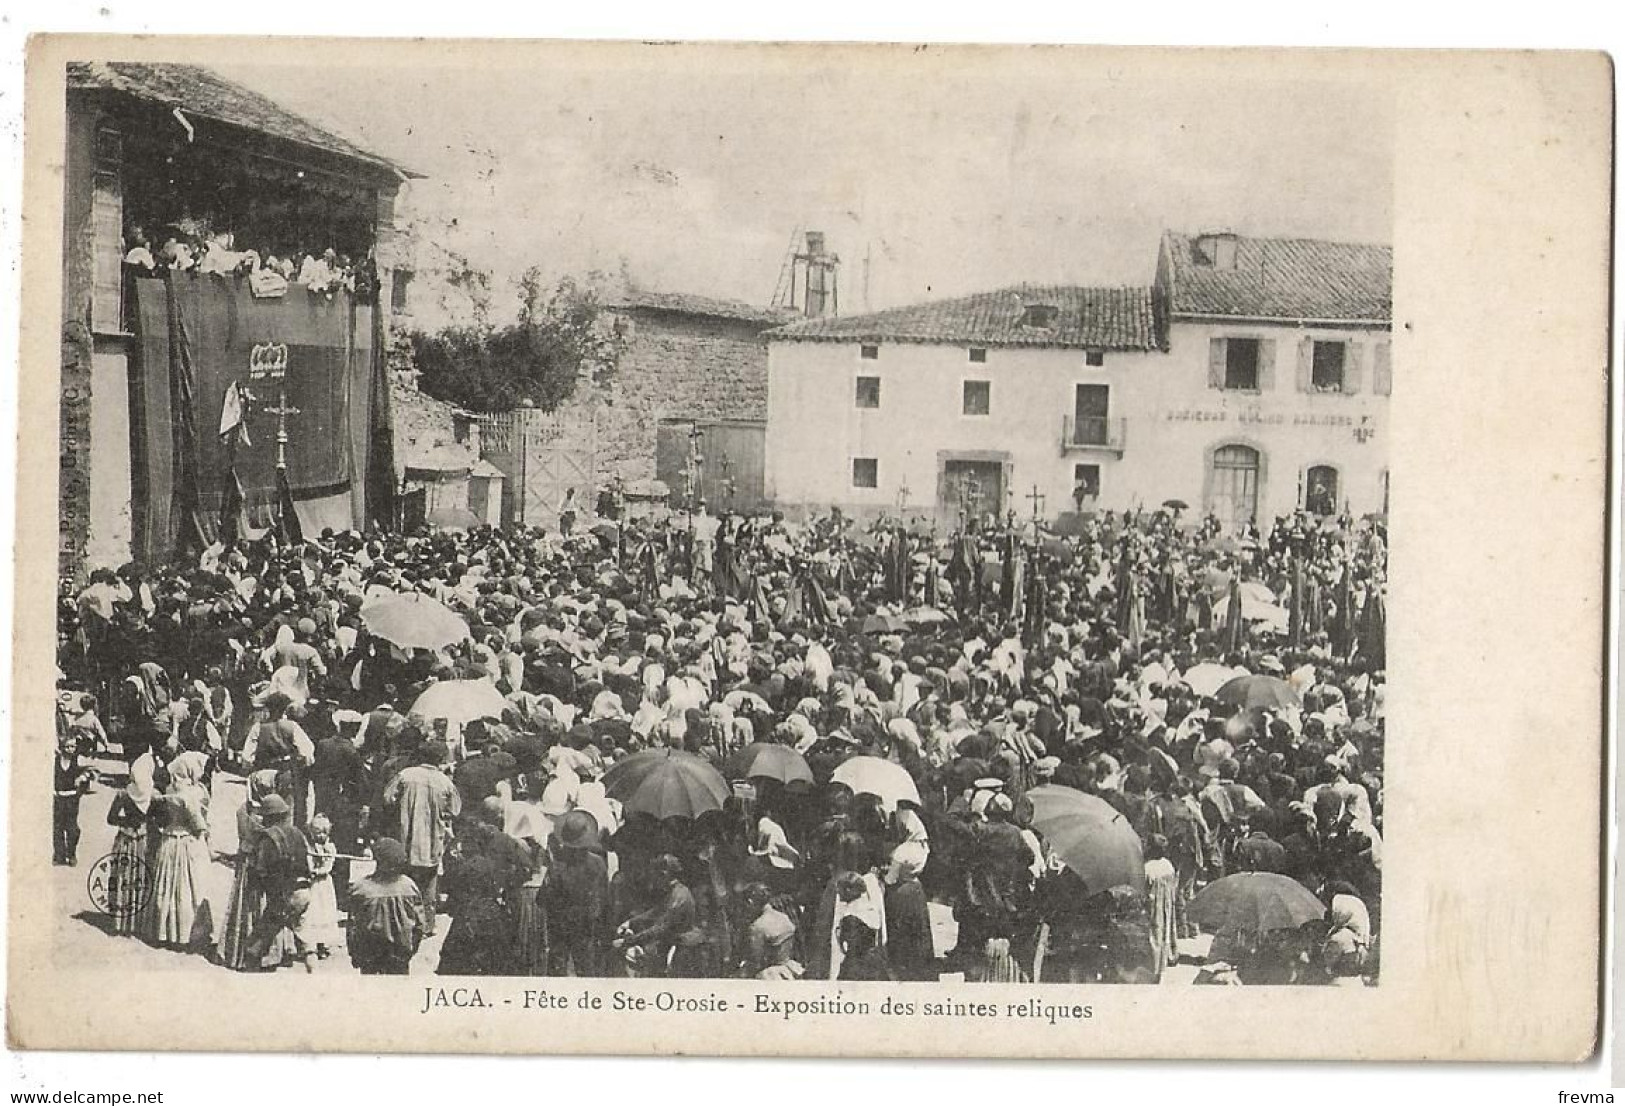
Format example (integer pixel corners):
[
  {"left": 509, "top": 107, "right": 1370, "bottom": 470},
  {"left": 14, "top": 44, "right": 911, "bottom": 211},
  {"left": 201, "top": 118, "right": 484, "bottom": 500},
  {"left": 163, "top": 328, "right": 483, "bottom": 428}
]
[{"left": 55, "top": 499, "right": 1386, "bottom": 985}]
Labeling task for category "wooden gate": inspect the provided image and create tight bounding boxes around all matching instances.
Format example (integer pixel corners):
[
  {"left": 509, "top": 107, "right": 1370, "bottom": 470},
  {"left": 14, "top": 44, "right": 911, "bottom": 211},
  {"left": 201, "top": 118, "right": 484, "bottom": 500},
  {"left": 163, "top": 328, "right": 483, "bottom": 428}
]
[
  {"left": 655, "top": 417, "right": 766, "bottom": 514},
  {"left": 477, "top": 407, "right": 597, "bottom": 529}
]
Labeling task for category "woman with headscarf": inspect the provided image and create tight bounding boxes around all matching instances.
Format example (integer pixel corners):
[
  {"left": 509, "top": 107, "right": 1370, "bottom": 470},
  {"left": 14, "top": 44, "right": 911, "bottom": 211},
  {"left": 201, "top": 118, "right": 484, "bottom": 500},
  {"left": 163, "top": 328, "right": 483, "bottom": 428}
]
[
  {"left": 262, "top": 621, "right": 327, "bottom": 706},
  {"left": 103, "top": 750, "right": 156, "bottom": 935},
  {"left": 347, "top": 838, "right": 426, "bottom": 975},
  {"left": 219, "top": 769, "right": 277, "bottom": 970},
  {"left": 882, "top": 851, "right": 935, "bottom": 981},
  {"left": 738, "top": 882, "right": 800, "bottom": 979},
  {"left": 119, "top": 661, "right": 171, "bottom": 766},
  {"left": 246, "top": 691, "right": 315, "bottom": 822},
  {"left": 1320, "top": 890, "right": 1372, "bottom": 984},
  {"left": 836, "top": 914, "right": 892, "bottom": 981},
  {"left": 140, "top": 750, "right": 213, "bottom": 952},
  {"left": 1143, "top": 834, "right": 1180, "bottom": 973}
]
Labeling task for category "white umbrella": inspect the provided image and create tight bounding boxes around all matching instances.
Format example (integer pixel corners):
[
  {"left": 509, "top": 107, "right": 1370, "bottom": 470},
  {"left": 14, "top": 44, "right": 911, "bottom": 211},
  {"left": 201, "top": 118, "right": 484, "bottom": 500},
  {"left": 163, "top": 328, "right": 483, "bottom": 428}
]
[
  {"left": 1182, "top": 663, "right": 1240, "bottom": 698},
  {"left": 831, "top": 755, "right": 922, "bottom": 812},
  {"left": 409, "top": 678, "right": 510, "bottom": 726}
]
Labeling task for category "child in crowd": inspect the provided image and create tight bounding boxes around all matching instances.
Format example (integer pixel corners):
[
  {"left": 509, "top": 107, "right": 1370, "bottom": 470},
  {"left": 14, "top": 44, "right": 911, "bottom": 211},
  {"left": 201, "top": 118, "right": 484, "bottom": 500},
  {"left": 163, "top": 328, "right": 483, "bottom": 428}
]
[{"left": 303, "top": 814, "right": 342, "bottom": 961}]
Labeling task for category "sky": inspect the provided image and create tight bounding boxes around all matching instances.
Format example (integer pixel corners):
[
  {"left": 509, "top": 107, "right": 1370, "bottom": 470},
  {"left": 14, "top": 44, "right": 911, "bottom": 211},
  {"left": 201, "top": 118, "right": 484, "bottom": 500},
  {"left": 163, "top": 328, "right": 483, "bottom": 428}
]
[{"left": 217, "top": 47, "right": 1393, "bottom": 323}]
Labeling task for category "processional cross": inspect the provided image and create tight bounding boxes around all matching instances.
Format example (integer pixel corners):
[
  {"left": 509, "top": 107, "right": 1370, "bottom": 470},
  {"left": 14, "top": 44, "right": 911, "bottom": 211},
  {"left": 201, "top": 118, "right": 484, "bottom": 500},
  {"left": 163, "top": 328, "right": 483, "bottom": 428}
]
[{"left": 1026, "top": 483, "right": 1046, "bottom": 528}]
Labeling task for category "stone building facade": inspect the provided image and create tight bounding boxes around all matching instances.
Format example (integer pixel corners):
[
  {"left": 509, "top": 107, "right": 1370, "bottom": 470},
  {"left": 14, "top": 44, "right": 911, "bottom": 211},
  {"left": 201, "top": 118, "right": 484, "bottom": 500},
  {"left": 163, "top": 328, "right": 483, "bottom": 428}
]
[
  {"left": 767, "top": 230, "right": 1392, "bottom": 531},
  {"left": 586, "top": 289, "right": 794, "bottom": 509}
]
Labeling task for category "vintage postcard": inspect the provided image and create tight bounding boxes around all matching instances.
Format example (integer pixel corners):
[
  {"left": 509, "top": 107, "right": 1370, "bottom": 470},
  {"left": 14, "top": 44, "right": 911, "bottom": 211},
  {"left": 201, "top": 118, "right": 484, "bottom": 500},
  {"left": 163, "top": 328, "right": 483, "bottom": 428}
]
[{"left": 7, "top": 35, "right": 1611, "bottom": 1059}]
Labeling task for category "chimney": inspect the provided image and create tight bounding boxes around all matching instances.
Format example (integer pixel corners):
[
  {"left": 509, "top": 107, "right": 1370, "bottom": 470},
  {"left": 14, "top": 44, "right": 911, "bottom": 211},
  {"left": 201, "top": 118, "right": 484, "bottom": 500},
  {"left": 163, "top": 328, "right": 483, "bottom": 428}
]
[{"left": 797, "top": 230, "right": 840, "bottom": 318}]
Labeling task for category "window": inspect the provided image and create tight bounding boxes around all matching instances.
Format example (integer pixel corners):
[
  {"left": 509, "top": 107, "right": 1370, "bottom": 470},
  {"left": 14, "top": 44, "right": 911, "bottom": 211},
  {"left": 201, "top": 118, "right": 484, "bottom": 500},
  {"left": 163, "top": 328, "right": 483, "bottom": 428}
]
[
  {"left": 852, "top": 458, "right": 879, "bottom": 488},
  {"left": 962, "top": 380, "right": 991, "bottom": 416},
  {"left": 860, "top": 344, "right": 880, "bottom": 360},
  {"left": 1225, "top": 338, "right": 1261, "bottom": 390},
  {"left": 1305, "top": 465, "right": 1339, "bottom": 516},
  {"left": 1072, "top": 463, "right": 1101, "bottom": 505},
  {"left": 855, "top": 376, "right": 881, "bottom": 409},
  {"left": 969, "top": 348, "right": 987, "bottom": 363},
  {"left": 1312, "top": 341, "right": 1347, "bottom": 392},
  {"left": 390, "top": 269, "right": 414, "bottom": 313},
  {"left": 1021, "top": 304, "right": 1059, "bottom": 328},
  {"left": 1085, "top": 350, "right": 1105, "bottom": 367},
  {"left": 1194, "top": 233, "right": 1238, "bottom": 270},
  {"left": 1073, "top": 383, "right": 1111, "bottom": 445}
]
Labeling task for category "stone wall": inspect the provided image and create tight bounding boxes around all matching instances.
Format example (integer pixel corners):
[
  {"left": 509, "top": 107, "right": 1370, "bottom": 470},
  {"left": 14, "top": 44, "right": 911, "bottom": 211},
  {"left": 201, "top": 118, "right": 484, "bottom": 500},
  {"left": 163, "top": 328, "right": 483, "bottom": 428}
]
[
  {"left": 589, "top": 308, "right": 773, "bottom": 485},
  {"left": 389, "top": 373, "right": 480, "bottom": 479}
]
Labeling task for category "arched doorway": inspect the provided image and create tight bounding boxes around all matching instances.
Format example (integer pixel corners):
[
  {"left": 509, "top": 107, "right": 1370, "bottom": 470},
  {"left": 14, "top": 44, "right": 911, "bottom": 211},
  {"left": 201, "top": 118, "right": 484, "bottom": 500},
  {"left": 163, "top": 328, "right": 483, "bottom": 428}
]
[
  {"left": 1304, "top": 464, "right": 1340, "bottom": 516},
  {"left": 1208, "top": 444, "right": 1262, "bottom": 534}
]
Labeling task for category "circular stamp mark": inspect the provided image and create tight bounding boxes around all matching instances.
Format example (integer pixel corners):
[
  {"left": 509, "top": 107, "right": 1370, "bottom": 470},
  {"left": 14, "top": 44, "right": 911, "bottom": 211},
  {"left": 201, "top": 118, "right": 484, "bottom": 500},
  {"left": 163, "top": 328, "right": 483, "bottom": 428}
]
[{"left": 86, "top": 850, "right": 153, "bottom": 920}]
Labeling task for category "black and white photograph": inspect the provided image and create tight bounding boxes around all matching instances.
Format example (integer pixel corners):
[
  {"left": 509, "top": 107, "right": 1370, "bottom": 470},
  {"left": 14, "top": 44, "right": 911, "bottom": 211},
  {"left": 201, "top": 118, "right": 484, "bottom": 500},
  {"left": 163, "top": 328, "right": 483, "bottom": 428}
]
[
  {"left": 8, "top": 33, "right": 1608, "bottom": 1066},
  {"left": 47, "top": 47, "right": 1391, "bottom": 991}
]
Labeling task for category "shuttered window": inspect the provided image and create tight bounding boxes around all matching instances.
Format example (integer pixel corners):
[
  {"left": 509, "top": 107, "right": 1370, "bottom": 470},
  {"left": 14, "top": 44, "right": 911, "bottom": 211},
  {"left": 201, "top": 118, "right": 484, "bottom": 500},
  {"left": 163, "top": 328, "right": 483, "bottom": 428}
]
[
  {"left": 1212, "top": 337, "right": 1268, "bottom": 391},
  {"left": 1373, "top": 340, "right": 1392, "bottom": 396}
]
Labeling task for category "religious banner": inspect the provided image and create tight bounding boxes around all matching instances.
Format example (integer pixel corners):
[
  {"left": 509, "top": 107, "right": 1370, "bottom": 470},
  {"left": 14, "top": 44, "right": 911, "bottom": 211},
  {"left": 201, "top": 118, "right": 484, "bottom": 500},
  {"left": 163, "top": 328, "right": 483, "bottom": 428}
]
[{"left": 132, "top": 271, "right": 377, "bottom": 557}]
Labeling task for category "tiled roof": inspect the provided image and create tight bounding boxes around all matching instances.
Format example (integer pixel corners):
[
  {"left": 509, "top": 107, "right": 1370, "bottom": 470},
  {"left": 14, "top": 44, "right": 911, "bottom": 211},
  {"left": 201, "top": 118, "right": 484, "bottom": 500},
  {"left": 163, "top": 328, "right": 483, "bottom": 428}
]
[
  {"left": 1161, "top": 231, "right": 1391, "bottom": 323},
  {"left": 67, "top": 61, "right": 421, "bottom": 179},
  {"left": 607, "top": 288, "right": 797, "bottom": 326},
  {"left": 767, "top": 285, "right": 1160, "bottom": 350}
]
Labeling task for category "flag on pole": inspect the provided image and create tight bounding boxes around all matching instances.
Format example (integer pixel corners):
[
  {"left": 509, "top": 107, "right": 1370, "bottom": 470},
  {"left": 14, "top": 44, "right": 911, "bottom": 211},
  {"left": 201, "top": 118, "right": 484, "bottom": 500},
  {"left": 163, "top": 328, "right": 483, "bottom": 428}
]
[
  {"left": 219, "top": 381, "right": 251, "bottom": 445},
  {"left": 1288, "top": 553, "right": 1306, "bottom": 648}
]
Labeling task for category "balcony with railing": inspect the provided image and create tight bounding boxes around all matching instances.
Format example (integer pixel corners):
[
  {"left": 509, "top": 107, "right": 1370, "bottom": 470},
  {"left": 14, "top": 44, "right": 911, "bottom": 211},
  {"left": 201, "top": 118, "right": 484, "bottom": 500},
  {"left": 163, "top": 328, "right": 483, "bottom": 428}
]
[{"left": 1061, "top": 414, "right": 1127, "bottom": 455}]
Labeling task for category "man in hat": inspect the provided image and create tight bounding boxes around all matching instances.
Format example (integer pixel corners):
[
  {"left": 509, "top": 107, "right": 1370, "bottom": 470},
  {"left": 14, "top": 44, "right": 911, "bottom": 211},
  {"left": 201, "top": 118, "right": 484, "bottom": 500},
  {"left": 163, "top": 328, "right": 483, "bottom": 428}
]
[
  {"left": 614, "top": 851, "right": 705, "bottom": 974},
  {"left": 310, "top": 707, "right": 368, "bottom": 908},
  {"left": 382, "top": 740, "right": 460, "bottom": 936},
  {"left": 247, "top": 794, "right": 312, "bottom": 971},
  {"left": 543, "top": 809, "right": 608, "bottom": 977}
]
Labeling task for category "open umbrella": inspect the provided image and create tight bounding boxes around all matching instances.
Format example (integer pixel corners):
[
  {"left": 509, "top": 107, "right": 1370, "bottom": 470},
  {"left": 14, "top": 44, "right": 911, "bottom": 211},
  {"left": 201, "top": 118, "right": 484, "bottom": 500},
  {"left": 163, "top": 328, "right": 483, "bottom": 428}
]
[
  {"left": 602, "top": 747, "right": 730, "bottom": 820},
  {"left": 590, "top": 520, "right": 621, "bottom": 544},
  {"left": 726, "top": 742, "right": 814, "bottom": 786},
  {"left": 409, "top": 678, "right": 510, "bottom": 726},
  {"left": 860, "top": 611, "right": 908, "bottom": 635},
  {"left": 1025, "top": 785, "right": 1146, "bottom": 894},
  {"left": 1213, "top": 674, "right": 1301, "bottom": 711},
  {"left": 902, "top": 606, "right": 951, "bottom": 627},
  {"left": 1187, "top": 872, "right": 1326, "bottom": 937},
  {"left": 831, "top": 755, "right": 921, "bottom": 811},
  {"left": 360, "top": 591, "right": 471, "bottom": 652},
  {"left": 1182, "top": 662, "right": 1240, "bottom": 699},
  {"left": 1238, "top": 580, "right": 1277, "bottom": 606},
  {"left": 1162, "top": 498, "right": 1189, "bottom": 512}
]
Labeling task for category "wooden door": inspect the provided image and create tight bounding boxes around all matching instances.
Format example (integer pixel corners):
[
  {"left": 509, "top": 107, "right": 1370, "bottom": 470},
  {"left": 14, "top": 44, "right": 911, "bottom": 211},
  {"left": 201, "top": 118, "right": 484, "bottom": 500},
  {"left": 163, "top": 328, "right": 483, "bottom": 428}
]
[{"left": 1209, "top": 444, "right": 1260, "bottom": 533}]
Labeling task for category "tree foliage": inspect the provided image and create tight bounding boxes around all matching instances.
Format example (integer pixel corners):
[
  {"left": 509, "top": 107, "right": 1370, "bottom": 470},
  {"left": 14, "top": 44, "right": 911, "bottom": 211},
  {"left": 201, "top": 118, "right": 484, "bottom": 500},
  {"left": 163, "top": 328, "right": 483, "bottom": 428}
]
[{"left": 410, "top": 270, "right": 626, "bottom": 412}]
